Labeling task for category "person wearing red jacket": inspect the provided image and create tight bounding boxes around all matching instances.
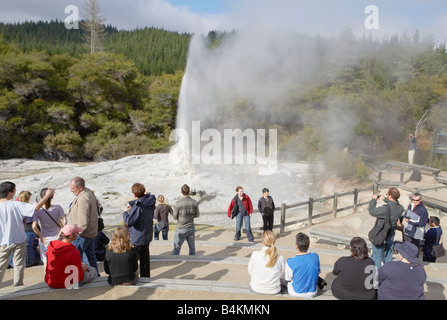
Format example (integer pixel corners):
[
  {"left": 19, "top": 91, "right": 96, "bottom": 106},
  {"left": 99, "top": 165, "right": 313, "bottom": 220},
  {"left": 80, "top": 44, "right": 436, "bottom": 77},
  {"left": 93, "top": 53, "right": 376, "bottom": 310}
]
[
  {"left": 227, "top": 186, "right": 254, "bottom": 243},
  {"left": 45, "top": 224, "right": 97, "bottom": 289}
]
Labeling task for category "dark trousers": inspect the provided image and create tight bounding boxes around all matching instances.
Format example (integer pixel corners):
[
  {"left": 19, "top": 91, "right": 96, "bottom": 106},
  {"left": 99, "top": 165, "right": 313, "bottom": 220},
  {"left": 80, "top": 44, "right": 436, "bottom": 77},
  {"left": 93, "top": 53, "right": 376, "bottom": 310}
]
[
  {"left": 403, "top": 234, "right": 421, "bottom": 249},
  {"left": 134, "top": 244, "right": 150, "bottom": 278},
  {"left": 262, "top": 214, "right": 274, "bottom": 231}
]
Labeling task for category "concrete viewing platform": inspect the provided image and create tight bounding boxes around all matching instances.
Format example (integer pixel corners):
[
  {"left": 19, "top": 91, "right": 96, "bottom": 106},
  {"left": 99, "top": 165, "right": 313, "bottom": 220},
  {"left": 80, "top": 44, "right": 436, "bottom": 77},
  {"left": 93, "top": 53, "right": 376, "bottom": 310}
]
[{"left": 1, "top": 209, "right": 446, "bottom": 300}]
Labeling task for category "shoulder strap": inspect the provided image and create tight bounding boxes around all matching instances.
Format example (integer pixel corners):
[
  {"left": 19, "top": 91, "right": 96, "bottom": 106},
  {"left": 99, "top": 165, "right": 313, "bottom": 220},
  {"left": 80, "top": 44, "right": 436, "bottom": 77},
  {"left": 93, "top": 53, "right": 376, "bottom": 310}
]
[{"left": 42, "top": 208, "right": 61, "bottom": 228}]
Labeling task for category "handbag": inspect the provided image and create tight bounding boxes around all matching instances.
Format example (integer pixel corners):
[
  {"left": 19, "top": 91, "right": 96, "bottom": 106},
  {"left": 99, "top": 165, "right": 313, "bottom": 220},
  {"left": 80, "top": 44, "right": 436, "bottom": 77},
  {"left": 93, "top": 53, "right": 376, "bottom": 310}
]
[
  {"left": 433, "top": 243, "right": 445, "bottom": 258},
  {"left": 433, "top": 233, "right": 445, "bottom": 258}
]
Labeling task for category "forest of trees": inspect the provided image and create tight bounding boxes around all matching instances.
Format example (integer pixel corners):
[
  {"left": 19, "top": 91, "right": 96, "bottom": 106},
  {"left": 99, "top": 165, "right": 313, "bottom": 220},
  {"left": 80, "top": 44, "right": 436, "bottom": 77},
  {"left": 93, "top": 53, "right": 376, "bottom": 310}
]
[
  {"left": 0, "top": 20, "right": 191, "bottom": 76},
  {"left": 1, "top": 20, "right": 447, "bottom": 172},
  {"left": 0, "top": 20, "right": 188, "bottom": 161}
]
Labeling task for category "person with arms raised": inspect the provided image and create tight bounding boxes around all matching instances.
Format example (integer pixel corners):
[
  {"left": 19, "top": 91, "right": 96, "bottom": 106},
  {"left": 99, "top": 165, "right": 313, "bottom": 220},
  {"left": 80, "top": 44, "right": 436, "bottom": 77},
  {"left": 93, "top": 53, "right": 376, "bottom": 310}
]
[{"left": 0, "top": 182, "right": 54, "bottom": 286}]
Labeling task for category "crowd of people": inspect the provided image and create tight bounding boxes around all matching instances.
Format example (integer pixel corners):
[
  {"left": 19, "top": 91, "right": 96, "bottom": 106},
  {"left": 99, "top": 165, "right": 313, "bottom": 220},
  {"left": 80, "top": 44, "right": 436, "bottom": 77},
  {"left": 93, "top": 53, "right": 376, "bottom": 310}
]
[{"left": 0, "top": 179, "right": 444, "bottom": 299}]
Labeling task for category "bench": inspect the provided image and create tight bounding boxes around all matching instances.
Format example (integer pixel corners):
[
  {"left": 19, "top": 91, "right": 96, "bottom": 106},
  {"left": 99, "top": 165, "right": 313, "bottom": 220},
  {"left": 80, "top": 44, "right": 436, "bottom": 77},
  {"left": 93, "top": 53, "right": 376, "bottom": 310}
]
[
  {"left": 309, "top": 228, "right": 352, "bottom": 249},
  {"left": 385, "top": 161, "right": 442, "bottom": 178},
  {"left": 0, "top": 274, "right": 337, "bottom": 300},
  {"left": 437, "top": 176, "right": 447, "bottom": 185}
]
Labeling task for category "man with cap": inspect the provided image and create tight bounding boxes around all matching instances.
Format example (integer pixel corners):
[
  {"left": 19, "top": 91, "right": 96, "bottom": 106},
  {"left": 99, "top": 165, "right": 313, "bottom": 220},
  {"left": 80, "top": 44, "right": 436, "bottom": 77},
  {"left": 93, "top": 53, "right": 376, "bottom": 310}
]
[
  {"left": 45, "top": 224, "right": 97, "bottom": 289},
  {"left": 378, "top": 241, "right": 427, "bottom": 300}
]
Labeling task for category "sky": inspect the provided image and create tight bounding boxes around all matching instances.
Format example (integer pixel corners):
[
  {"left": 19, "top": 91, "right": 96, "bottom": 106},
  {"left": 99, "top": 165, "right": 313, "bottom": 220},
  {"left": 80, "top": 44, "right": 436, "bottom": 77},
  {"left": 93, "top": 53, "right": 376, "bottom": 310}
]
[{"left": 1, "top": 0, "right": 447, "bottom": 43}]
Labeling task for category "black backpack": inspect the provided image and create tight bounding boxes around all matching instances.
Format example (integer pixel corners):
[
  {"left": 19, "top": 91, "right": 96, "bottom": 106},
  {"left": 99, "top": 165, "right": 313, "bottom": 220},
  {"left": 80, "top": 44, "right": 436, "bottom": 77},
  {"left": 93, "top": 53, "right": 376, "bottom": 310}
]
[
  {"left": 410, "top": 170, "right": 422, "bottom": 182},
  {"left": 368, "top": 205, "right": 391, "bottom": 246}
]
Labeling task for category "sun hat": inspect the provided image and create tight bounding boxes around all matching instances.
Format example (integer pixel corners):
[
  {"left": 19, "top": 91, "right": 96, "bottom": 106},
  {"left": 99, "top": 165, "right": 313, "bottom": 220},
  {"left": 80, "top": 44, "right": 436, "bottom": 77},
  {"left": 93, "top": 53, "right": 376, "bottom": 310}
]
[
  {"left": 61, "top": 224, "right": 83, "bottom": 236},
  {"left": 394, "top": 241, "right": 420, "bottom": 264}
]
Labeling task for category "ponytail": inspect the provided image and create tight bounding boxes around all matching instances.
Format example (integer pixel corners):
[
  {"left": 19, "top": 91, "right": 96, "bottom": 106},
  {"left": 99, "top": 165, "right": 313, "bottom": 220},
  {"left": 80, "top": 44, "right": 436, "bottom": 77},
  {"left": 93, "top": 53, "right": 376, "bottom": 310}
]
[
  {"left": 40, "top": 188, "right": 53, "bottom": 210},
  {"left": 262, "top": 231, "right": 279, "bottom": 268}
]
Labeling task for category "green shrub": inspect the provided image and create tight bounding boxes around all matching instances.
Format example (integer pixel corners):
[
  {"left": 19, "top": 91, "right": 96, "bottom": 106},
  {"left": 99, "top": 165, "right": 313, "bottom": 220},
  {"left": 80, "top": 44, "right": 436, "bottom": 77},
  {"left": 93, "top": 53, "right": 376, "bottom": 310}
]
[{"left": 43, "top": 131, "right": 83, "bottom": 161}]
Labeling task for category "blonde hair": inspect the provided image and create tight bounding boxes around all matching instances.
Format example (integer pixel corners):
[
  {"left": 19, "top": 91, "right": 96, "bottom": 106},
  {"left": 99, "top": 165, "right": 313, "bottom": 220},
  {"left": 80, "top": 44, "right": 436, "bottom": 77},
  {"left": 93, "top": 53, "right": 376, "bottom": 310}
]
[
  {"left": 262, "top": 231, "right": 279, "bottom": 268},
  {"left": 18, "top": 191, "right": 32, "bottom": 203},
  {"left": 157, "top": 195, "right": 165, "bottom": 204},
  {"left": 108, "top": 226, "right": 133, "bottom": 254}
]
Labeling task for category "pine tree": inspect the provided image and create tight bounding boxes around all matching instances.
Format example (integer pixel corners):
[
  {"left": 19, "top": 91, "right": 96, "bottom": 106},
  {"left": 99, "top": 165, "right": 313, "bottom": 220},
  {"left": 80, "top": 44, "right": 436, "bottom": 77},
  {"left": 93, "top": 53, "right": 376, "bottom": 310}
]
[{"left": 81, "top": 0, "right": 106, "bottom": 54}]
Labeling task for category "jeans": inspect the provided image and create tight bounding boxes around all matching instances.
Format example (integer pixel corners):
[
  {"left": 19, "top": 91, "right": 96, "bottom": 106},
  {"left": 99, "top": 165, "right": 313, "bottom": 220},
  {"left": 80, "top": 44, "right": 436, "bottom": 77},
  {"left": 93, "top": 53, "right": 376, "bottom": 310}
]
[
  {"left": 235, "top": 213, "right": 254, "bottom": 242},
  {"left": 372, "top": 232, "right": 395, "bottom": 269},
  {"left": 154, "top": 223, "right": 169, "bottom": 240},
  {"left": 403, "top": 234, "right": 421, "bottom": 248},
  {"left": 72, "top": 236, "right": 99, "bottom": 275},
  {"left": 172, "top": 226, "right": 195, "bottom": 255}
]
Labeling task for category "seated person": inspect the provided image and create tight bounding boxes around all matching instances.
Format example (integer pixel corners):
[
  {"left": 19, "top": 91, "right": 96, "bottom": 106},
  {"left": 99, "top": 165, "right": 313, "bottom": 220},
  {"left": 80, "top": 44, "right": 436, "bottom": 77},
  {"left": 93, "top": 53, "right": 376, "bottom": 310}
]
[
  {"left": 104, "top": 226, "right": 139, "bottom": 286},
  {"left": 45, "top": 224, "right": 97, "bottom": 289},
  {"left": 248, "top": 231, "right": 285, "bottom": 295},
  {"left": 378, "top": 241, "right": 426, "bottom": 300},
  {"left": 285, "top": 232, "right": 323, "bottom": 298},
  {"left": 331, "top": 237, "right": 377, "bottom": 300}
]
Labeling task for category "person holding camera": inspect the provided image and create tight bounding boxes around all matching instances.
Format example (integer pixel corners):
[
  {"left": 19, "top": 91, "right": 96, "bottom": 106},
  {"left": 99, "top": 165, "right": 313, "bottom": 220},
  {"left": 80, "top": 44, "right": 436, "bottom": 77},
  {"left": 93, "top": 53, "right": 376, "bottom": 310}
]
[{"left": 368, "top": 188, "right": 404, "bottom": 269}]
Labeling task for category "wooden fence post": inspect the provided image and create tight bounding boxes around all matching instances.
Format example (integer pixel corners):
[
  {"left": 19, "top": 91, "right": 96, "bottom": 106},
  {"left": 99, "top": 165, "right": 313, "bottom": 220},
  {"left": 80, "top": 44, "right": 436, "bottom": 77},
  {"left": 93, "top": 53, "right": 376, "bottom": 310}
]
[
  {"left": 332, "top": 192, "right": 338, "bottom": 219},
  {"left": 280, "top": 203, "right": 286, "bottom": 234},
  {"left": 308, "top": 198, "right": 314, "bottom": 226},
  {"left": 373, "top": 183, "right": 378, "bottom": 195}
]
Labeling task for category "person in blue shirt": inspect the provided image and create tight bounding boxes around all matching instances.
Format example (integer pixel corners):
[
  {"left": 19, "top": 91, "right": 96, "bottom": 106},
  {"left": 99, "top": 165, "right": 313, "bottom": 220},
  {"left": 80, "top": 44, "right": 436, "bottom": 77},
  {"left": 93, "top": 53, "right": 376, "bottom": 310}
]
[{"left": 285, "top": 232, "right": 324, "bottom": 298}]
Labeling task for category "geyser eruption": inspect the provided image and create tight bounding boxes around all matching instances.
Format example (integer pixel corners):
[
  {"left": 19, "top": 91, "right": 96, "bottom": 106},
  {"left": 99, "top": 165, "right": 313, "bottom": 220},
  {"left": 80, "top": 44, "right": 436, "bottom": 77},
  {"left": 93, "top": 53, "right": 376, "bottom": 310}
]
[{"left": 170, "top": 29, "right": 325, "bottom": 171}]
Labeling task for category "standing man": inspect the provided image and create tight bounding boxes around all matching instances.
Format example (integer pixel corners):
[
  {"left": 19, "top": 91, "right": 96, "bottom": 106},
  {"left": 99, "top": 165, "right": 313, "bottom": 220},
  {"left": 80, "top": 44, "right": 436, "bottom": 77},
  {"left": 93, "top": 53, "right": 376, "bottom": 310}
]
[
  {"left": 408, "top": 133, "right": 417, "bottom": 165},
  {"left": 172, "top": 184, "right": 200, "bottom": 255},
  {"left": 0, "top": 181, "right": 54, "bottom": 286},
  {"left": 368, "top": 187, "right": 404, "bottom": 269},
  {"left": 402, "top": 192, "right": 429, "bottom": 248},
  {"left": 123, "top": 183, "right": 156, "bottom": 278},
  {"left": 257, "top": 188, "right": 275, "bottom": 231},
  {"left": 69, "top": 177, "right": 99, "bottom": 275}
]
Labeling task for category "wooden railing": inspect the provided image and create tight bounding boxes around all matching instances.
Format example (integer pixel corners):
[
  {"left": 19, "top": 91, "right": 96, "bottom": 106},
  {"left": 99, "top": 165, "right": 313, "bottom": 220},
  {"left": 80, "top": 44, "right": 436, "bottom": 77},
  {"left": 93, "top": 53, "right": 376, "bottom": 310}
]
[
  {"left": 195, "top": 186, "right": 374, "bottom": 234},
  {"left": 277, "top": 186, "right": 372, "bottom": 233}
]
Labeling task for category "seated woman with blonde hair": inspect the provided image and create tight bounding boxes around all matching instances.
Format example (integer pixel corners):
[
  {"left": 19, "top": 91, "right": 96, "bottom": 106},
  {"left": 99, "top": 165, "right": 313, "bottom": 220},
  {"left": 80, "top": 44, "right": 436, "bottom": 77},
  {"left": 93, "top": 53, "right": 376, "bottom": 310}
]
[
  {"left": 104, "top": 226, "right": 139, "bottom": 286},
  {"left": 248, "top": 231, "right": 285, "bottom": 295}
]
